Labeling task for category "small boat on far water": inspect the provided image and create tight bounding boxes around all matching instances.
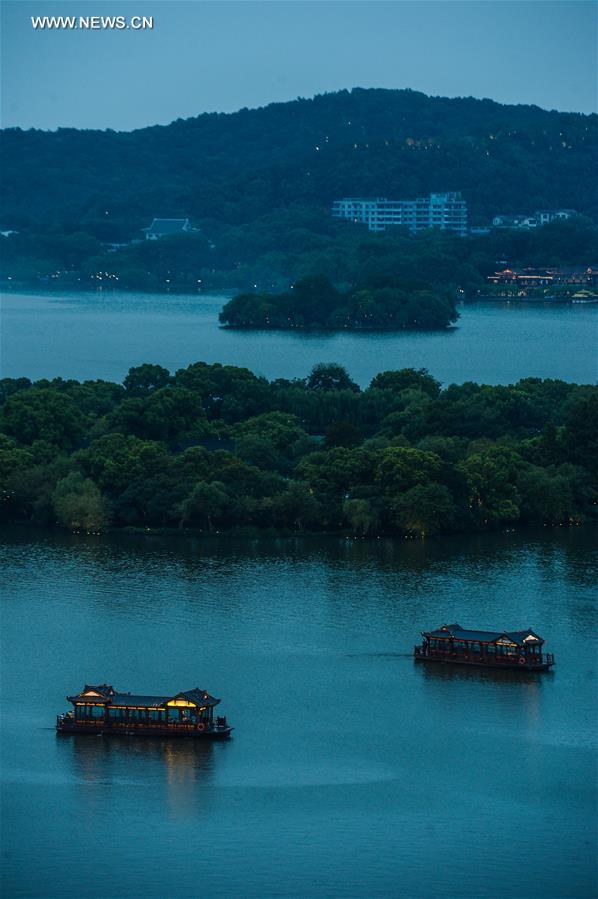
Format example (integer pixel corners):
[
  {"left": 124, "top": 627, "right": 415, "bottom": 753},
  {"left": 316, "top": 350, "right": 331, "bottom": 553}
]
[
  {"left": 56, "top": 683, "right": 233, "bottom": 738},
  {"left": 414, "top": 623, "right": 555, "bottom": 671}
]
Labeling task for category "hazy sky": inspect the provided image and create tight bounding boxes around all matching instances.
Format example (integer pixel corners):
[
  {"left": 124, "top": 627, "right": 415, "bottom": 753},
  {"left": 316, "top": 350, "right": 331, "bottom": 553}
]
[{"left": 1, "top": 1, "right": 596, "bottom": 131}]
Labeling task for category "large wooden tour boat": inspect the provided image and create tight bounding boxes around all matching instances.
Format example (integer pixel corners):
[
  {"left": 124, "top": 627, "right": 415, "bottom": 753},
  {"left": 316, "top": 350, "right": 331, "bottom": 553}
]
[
  {"left": 414, "top": 623, "right": 555, "bottom": 671},
  {"left": 56, "top": 683, "right": 233, "bottom": 738}
]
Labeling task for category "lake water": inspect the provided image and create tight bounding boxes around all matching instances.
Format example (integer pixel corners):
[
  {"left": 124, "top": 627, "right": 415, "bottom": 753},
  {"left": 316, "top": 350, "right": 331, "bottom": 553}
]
[
  {"left": 1, "top": 290, "right": 597, "bottom": 897},
  {"left": 1, "top": 290, "right": 596, "bottom": 385},
  {"left": 1, "top": 526, "right": 596, "bottom": 898}
]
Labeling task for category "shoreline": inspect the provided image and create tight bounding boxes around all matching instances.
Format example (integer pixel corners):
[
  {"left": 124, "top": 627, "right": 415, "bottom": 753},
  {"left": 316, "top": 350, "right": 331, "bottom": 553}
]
[
  {"left": 2, "top": 518, "right": 593, "bottom": 544},
  {"left": 3, "top": 283, "right": 595, "bottom": 306}
]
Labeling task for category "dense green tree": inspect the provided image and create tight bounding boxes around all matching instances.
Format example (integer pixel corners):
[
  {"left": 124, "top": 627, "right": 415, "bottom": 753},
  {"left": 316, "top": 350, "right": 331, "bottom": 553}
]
[
  {"left": 298, "top": 447, "right": 377, "bottom": 496},
  {"left": 415, "top": 435, "right": 468, "bottom": 463},
  {"left": 232, "top": 412, "right": 317, "bottom": 472},
  {"left": 123, "top": 364, "right": 171, "bottom": 396},
  {"left": 324, "top": 421, "right": 364, "bottom": 448},
  {"left": 114, "top": 470, "right": 190, "bottom": 526},
  {"left": 0, "top": 435, "right": 34, "bottom": 515},
  {"left": 6, "top": 459, "right": 69, "bottom": 524},
  {"left": 375, "top": 447, "right": 442, "bottom": 493},
  {"left": 306, "top": 363, "right": 359, "bottom": 393},
  {"left": 76, "top": 433, "right": 169, "bottom": 494},
  {"left": 176, "top": 481, "right": 231, "bottom": 530},
  {"left": 232, "top": 412, "right": 308, "bottom": 452},
  {"left": 269, "top": 482, "right": 321, "bottom": 530},
  {"left": 391, "top": 483, "right": 456, "bottom": 536},
  {"left": 52, "top": 472, "right": 111, "bottom": 531},
  {"left": 458, "top": 448, "right": 521, "bottom": 526},
  {"left": 343, "top": 497, "right": 380, "bottom": 535},
  {"left": 108, "top": 387, "right": 207, "bottom": 444},
  {"left": 0, "top": 378, "right": 32, "bottom": 405},
  {"left": 564, "top": 394, "right": 598, "bottom": 475},
  {"left": 66, "top": 380, "right": 125, "bottom": 416},
  {"left": 0, "top": 389, "right": 85, "bottom": 450},
  {"left": 517, "top": 465, "right": 578, "bottom": 525},
  {"left": 377, "top": 388, "right": 435, "bottom": 441},
  {"left": 174, "top": 362, "right": 271, "bottom": 421},
  {"left": 369, "top": 368, "right": 441, "bottom": 397}
]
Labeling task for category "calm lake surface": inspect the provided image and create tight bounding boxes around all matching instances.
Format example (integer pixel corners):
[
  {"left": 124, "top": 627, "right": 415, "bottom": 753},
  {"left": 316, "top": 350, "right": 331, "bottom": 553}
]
[
  {"left": 1, "top": 526, "right": 596, "bottom": 898},
  {"left": 1, "top": 290, "right": 597, "bottom": 897},
  {"left": 1, "top": 290, "right": 596, "bottom": 385}
]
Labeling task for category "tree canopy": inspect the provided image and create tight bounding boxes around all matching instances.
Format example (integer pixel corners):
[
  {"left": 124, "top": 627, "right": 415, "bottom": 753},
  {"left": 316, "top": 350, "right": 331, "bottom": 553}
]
[
  {"left": 219, "top": 276, "right": 459, "bottom": 330},
  {"left": 0, "top": 362, "right": 595, "bottom": 538}
]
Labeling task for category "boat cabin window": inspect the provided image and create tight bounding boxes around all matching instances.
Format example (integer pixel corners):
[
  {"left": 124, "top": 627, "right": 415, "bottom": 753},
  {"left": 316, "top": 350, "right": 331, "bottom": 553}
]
[
  {"left": 149, "top": 709, "right": 165, "bottom": 722},
  {"left": 76, "top": 705, "right": 104, "bottom": 719},
  {"left": 108, "top": 707, "right": 127, "bottom": 719}
]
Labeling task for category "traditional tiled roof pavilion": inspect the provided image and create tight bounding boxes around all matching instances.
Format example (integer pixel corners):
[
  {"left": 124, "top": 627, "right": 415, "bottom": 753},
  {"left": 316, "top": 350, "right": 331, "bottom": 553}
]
[{"left": 423, "top": 623, "right": 544, "bottom": 646}]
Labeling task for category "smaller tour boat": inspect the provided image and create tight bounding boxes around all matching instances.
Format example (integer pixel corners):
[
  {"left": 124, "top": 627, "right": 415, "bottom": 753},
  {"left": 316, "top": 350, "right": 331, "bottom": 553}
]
[
  {"left": 56, "top": 683, "right": 233, "bottom": 738},
  {"left": 414, "top": 623, "right": 555, "bottom": 671}
]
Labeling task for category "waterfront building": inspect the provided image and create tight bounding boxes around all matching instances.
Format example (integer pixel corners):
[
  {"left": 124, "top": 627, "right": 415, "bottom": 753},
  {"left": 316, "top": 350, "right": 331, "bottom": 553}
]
[
  {"left": 143, "top": 218, "right": 197, "bottom": 240},
  {"left": 488, "top": 264, "right": 598, "bottom": 288},
  {"left": 331, "top": 192, "right": 468, "bottom": 235},
  {"left": 492, "top": 209, "right": 577, "bottom": 230}
]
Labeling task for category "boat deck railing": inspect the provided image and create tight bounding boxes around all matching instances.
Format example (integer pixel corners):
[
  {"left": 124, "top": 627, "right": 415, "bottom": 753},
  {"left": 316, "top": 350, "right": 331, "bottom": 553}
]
[{"left": 56, "top": 714, "right": 230, "bottom": 731}]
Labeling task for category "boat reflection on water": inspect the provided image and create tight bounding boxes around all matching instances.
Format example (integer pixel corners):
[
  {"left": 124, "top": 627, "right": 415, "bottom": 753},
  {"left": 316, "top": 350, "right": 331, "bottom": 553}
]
[
  {"left": 416, "top": 661, "right": 551, "bottom": 687},
  {"left": 61, "top": 733, "right": 217, "bottom": 772},
  {"left": 58, "top": 735, "right": 227, "bottom": 816},
  {"left": 416, "top": 657, "right": 547, "bottom": 727}
]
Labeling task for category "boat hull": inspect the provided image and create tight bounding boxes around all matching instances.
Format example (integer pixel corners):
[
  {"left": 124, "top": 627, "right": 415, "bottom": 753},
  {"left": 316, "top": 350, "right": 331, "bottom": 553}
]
[
  {"left": 414, "top": 654, "right": 553, "bottom": 672},
  {"left": 56, "top": 721, "right": 233, "bottom": 739}
]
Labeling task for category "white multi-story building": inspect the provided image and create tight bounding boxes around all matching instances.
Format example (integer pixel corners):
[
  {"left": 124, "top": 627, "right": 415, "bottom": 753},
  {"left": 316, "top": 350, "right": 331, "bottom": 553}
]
[{"left": 331, "top": 192, "right": 468, "bottom": 235}]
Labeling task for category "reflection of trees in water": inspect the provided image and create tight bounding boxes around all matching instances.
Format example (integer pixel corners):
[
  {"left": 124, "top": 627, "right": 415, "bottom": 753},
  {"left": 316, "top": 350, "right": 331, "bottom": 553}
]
[
  {"left": 4, "top": 521, "right": 593, "bottom": 575},
  {"left": 534, "top": 528, "right": 598, "bottom": 589},
  {"left": 3, "top": 523, "right": 595, "bottom": 637}
]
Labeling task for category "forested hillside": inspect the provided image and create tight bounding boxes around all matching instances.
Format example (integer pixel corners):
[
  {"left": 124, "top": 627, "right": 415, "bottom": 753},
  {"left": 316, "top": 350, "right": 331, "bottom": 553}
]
[{"left": 2, "top": 88, "right": 596, "bottom": 238}]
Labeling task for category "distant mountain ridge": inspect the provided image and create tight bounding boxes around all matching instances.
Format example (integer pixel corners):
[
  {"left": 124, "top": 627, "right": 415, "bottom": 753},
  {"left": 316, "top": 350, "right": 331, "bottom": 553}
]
[{"left": 1, "top": 88, "right": 596, "bottom": 236}]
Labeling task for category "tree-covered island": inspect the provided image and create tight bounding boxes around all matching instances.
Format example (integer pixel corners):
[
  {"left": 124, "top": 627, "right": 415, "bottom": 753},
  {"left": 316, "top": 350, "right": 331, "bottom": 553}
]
[
  {"left": 1, "top": 362, "right": 596, "bottom": 538},
  {"left": 219, "top": 276, "right": 458, "bottom": 330}
]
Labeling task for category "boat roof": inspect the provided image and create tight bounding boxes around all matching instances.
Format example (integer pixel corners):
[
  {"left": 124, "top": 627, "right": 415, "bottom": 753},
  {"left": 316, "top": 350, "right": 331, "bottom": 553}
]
[
  {"left": 110, "top": 694, "right": 177, "bottom": 708},
  {"left": 67, "top": 685, "right": 220, "bottom": 708},
  {"left": 422, "top": 623, "right": 544, "bottom": 645}
]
